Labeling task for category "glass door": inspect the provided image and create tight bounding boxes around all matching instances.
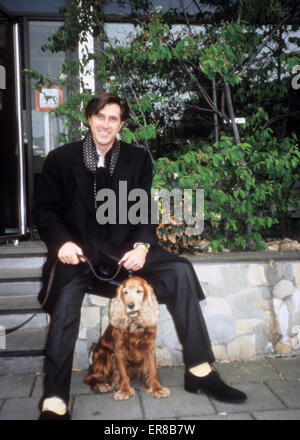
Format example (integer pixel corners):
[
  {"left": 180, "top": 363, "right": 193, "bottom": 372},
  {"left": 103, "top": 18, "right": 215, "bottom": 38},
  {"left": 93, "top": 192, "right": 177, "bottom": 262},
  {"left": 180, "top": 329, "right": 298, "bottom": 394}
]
[
  {"left": 0, "top": 15, "right": 24, "bottom": 238},
  {"left": 29, "top": 21, "right": 66, "bottom": 171}
]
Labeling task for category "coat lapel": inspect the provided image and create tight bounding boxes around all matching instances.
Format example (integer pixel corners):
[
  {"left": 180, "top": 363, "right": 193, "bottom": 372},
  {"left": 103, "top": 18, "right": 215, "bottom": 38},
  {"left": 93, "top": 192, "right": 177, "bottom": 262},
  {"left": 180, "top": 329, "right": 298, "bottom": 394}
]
[
  {"left": 70, "top": 142, "right": 95, "bottom": 215},
  {"left": 111, "top": 141, "right": 134, "bottom": 188}
]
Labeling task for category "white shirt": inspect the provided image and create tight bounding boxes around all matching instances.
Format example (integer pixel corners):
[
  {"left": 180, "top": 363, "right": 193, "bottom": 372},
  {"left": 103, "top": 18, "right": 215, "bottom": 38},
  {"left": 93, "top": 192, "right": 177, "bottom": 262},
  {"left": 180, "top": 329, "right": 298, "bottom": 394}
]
[{"left": 97, "top": 150, "right": 104, "bottom": 168}]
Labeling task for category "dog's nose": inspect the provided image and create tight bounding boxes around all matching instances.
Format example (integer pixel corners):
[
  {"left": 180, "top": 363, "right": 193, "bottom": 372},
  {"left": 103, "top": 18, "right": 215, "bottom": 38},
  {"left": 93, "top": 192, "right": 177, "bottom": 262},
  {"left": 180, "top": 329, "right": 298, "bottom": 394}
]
[{"left": 127, "top": 302, "right": 135, "bottom": 310}]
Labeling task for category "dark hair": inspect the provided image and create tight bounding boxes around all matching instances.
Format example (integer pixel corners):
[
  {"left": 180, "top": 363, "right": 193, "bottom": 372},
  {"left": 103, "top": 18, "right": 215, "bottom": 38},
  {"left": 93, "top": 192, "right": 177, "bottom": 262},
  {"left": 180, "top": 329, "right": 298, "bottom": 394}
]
[{"left": 85, "top": 92, "right": 130, "bottom": 122}]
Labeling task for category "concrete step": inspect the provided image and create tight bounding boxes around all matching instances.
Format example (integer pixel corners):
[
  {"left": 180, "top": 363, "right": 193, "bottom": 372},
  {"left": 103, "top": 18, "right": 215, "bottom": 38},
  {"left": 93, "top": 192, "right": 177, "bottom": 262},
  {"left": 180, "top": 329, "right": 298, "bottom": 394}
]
[
  {"left": 0, "top": 355, "right": 45, "bottom": 375},
  {"left": 0, "top": 240, "right": 47, "bottom": 255},
  {"left": 0, "top": 311, "right": 47, "bottom": 331},
  {"left": 0, "top": 326, "right": 46, "bottom": 374},
  {"left": 0, "top": 248, "right": 44, "bottom": 296},
  {"left": 0, "top": 256, "right": 46, "bottom": 270},
  {"left": 0, "top": 327, "right": 46, "bottom": 355},
  {"left": 0, "top": 295, "right": 46, "bottom": 335},
  {"left": 0, "top": 267, "right": 42, "bottom": 279},
  {"left": 0, "top": 279, "right": 42, "bottom": 296},
  {"left": 0, "top": 263, "right": 42, "bottom": 297},
  {"left": 0, "top": 242, "right": 47, "bottom": 374},
  {"left": 0, "top": 295, "right": 41, "bottom": 314},
  {"left": 0, "top": 240, "right": 46, "bottom": 288}
]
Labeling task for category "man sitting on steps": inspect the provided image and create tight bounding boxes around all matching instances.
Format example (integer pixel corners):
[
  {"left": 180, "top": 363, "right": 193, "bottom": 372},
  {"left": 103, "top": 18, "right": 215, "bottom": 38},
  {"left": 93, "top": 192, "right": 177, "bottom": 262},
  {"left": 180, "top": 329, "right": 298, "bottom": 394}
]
[{"left": 34, "top": 92, "right": 247, "bottom": 420}]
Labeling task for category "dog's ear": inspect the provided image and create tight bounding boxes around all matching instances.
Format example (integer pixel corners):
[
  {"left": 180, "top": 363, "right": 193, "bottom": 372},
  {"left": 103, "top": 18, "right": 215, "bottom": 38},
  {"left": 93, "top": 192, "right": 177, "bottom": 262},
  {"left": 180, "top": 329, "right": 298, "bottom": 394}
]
[
  {"left": 138, "top": 281, "right": 160, "bottom": 327},
  {"left": 109, "top": 283, "right": 129, "bottom": 329},
  {"left": 115, "top": 283, "right": 124, "bottom": 300}
]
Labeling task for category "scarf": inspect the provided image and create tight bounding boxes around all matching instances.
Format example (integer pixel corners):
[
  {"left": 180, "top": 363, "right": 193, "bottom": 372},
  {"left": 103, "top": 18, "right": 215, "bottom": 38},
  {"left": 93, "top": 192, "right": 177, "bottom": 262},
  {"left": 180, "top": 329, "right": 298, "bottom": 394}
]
[{"left": 82, "top": 131, "right": 120, "bottom": 209}]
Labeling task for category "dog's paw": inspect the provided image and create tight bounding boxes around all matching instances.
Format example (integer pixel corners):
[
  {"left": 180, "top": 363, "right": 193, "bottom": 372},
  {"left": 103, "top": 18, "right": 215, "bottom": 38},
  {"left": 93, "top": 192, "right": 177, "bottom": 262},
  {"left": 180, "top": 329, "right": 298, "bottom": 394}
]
[
  {"left": 113, "top": 387, "right": 135, "bottom": 400},
  {"left": 146, "top": 386, "right": 170, "bottom": 398},
  {"left": 96, "top": 383, "right": 113, "bottom": 393}
]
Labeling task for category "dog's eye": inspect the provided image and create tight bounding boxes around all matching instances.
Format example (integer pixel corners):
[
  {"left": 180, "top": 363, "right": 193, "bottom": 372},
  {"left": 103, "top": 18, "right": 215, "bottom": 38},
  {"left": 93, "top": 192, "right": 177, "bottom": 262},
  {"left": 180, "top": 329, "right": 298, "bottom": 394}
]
[
  {"left": 137, "top": 288, "right": 144, "bottom": 294},
  {"left": 123, "top": 289, "right": 128, "bottom": 295}
]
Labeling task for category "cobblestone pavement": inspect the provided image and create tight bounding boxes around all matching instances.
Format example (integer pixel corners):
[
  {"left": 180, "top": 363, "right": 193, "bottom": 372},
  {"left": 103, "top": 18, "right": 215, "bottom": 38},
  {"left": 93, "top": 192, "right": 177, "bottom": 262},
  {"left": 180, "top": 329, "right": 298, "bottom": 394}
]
[{"left": 0, "top": 356, "right": 300, "bottom": 421}]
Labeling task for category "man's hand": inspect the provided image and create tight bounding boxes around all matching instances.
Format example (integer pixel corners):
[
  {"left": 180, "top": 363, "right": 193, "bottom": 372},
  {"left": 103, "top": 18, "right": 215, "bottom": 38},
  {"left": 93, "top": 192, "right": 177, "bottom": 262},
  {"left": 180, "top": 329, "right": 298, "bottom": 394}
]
[
  {"left": 118, "top": 245, "right": 148, "bottom": 271},
  {"left": 57, "top": 241, "right": 86, "bottom": 265}
]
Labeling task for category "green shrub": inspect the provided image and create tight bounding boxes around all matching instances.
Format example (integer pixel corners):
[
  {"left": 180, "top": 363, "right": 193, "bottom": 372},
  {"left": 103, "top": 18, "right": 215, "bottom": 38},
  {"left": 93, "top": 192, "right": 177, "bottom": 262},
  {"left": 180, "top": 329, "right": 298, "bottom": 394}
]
[{"left": 153, "top": 116, "right": 300, "bottom": 253}]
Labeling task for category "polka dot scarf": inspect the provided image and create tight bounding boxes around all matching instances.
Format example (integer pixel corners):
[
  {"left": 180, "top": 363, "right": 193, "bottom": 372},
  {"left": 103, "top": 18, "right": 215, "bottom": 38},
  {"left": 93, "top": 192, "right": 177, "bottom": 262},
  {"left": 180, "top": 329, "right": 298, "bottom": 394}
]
[{"left": 82, "top": 130, "right": 120, "bottom": 209}]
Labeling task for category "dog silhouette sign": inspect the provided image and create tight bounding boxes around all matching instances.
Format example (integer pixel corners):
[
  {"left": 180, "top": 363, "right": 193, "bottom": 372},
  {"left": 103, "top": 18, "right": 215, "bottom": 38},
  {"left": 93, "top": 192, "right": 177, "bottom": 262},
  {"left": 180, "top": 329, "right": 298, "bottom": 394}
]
[{"left": 35, "top": 85, "right": 62, "bottom": 112}]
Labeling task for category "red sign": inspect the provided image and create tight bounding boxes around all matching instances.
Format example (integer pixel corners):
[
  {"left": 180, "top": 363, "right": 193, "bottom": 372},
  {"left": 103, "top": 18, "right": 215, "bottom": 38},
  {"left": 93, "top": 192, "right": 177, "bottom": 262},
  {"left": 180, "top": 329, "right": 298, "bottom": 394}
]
[{"left": 35, "top": 85, "right": 62, "bottom": 112}]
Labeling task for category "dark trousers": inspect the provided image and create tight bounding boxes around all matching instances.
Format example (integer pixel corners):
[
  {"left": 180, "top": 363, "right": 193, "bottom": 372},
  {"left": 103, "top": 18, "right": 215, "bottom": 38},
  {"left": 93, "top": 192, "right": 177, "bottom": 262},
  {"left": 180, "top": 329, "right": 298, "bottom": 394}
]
[{"left": 43, "top": 259, "right": 215, "bottom": 404}]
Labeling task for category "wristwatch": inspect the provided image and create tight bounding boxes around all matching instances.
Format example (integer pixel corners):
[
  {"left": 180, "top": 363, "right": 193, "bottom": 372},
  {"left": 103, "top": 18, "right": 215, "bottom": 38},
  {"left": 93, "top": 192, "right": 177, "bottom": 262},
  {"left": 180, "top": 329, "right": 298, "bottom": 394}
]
[{"left": 134, "top": 243, "right": 150, "bottom": 254}]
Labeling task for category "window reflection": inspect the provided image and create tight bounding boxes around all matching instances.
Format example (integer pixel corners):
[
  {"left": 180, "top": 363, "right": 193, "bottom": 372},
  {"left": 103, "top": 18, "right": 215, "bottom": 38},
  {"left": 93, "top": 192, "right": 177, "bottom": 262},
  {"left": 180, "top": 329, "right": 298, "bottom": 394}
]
[{"left": 29, "top": 21, "right": 66, "bottom": 171}]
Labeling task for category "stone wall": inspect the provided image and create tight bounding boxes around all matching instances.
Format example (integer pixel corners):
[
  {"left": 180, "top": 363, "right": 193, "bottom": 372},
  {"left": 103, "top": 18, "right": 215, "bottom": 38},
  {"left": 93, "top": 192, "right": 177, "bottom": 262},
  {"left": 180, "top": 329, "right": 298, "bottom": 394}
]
[{"left": 73, "top": 253, "right": 300, "bottom": 370}]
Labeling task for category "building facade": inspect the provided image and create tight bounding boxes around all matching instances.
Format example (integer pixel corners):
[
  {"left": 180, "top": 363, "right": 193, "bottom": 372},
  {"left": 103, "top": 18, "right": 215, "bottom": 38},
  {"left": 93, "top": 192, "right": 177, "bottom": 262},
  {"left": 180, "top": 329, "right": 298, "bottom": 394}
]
[
  {"left": 0, "top": 0, "right": 68, "bottom": 240},
  {"left": 1, "top": 1, "right": 299, "bottom": 241},
  {"left": 0, "top": 0, "right": 153, "bottom": 241}
]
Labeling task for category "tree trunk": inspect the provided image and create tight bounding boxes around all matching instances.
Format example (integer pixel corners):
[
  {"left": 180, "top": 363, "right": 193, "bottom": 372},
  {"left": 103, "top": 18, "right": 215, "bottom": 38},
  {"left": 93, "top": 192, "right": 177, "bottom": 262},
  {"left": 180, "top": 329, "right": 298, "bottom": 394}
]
[
  {"left": 224, "top": 81, "right": 253, "bottom": 246},
  {"left": 212, "top": 77, "right": 219, "bottom": 143},
  {"left": 224, "top": 81, "right": 240, "bottom": 145}
]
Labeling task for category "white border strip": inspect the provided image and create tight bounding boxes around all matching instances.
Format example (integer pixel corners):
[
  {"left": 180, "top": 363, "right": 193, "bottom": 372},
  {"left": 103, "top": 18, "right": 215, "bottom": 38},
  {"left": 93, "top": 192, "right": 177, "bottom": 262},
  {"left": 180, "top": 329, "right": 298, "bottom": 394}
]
[{"left": 13, "top": 23, "right": 26, "bottom": 235}]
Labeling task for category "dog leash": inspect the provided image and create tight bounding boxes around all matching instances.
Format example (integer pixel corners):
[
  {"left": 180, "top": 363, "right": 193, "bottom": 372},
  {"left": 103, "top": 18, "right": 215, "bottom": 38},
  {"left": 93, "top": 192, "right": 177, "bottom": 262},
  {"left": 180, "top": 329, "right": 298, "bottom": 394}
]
[
  {"left": 81, "top": 253, "right": 131, "bottom": 282},
  {"left": 1, "top": 254, "right": 128, "bottom": 336}
]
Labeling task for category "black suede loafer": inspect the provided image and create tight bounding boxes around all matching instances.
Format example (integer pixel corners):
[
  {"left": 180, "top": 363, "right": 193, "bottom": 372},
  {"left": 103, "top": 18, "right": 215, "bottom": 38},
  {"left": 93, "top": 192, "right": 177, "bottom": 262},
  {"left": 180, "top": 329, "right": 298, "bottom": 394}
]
[
  {"left": 184, "top": 370, "right": 247, "bottom": 403},
  {"left": 39, "top": 410, "right": 71, "bottom": 420}
]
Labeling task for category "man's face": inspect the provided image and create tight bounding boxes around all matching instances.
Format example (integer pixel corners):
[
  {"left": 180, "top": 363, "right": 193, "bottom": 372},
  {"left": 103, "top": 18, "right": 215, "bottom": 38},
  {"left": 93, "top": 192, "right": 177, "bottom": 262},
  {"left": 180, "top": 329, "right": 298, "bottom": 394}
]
[{"left": 88, "top": 103, "right": 124, "bottom": 151}]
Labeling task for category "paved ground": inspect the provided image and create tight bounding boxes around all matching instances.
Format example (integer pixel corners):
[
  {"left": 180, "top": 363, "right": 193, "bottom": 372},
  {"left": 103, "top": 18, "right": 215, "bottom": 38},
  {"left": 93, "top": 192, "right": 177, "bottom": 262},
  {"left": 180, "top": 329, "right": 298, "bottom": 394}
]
[{"left": 0, "top": 356, "right": 300, "bottom": 421}]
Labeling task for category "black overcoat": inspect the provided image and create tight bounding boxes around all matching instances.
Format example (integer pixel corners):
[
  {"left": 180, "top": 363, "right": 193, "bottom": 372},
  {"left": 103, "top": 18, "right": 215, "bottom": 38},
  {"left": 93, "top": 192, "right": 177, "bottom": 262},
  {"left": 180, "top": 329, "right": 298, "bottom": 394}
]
[{"left": 34, "top": 140, "right": 205, "bottom": 313}]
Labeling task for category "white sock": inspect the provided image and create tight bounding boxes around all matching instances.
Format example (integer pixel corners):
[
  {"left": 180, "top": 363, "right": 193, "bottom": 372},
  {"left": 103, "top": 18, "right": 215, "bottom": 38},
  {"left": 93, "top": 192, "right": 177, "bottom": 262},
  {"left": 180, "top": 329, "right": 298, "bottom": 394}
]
[
  {"left": 42, "top": 397, "right": 67, "bottom": 415},
  {"left": 189, "top": 362, "right": 212, "bottom": 377}
]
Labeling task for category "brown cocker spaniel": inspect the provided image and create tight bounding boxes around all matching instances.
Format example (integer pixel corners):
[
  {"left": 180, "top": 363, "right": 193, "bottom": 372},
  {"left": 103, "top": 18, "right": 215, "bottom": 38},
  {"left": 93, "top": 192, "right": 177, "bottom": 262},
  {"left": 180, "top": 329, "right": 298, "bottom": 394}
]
[{"left": 84, "top": 276, "right": 170, "bottom": 400}]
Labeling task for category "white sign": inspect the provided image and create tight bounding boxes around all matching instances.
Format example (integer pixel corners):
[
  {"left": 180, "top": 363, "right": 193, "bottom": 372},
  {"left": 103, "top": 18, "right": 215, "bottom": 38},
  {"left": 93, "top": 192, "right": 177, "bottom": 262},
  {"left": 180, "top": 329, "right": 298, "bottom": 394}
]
[
  {"left": 39, "top": 89, "right": 58, "bottom": 108},
  {"left": 35, "top": 86, "right": 62, "bottom": 112}
]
